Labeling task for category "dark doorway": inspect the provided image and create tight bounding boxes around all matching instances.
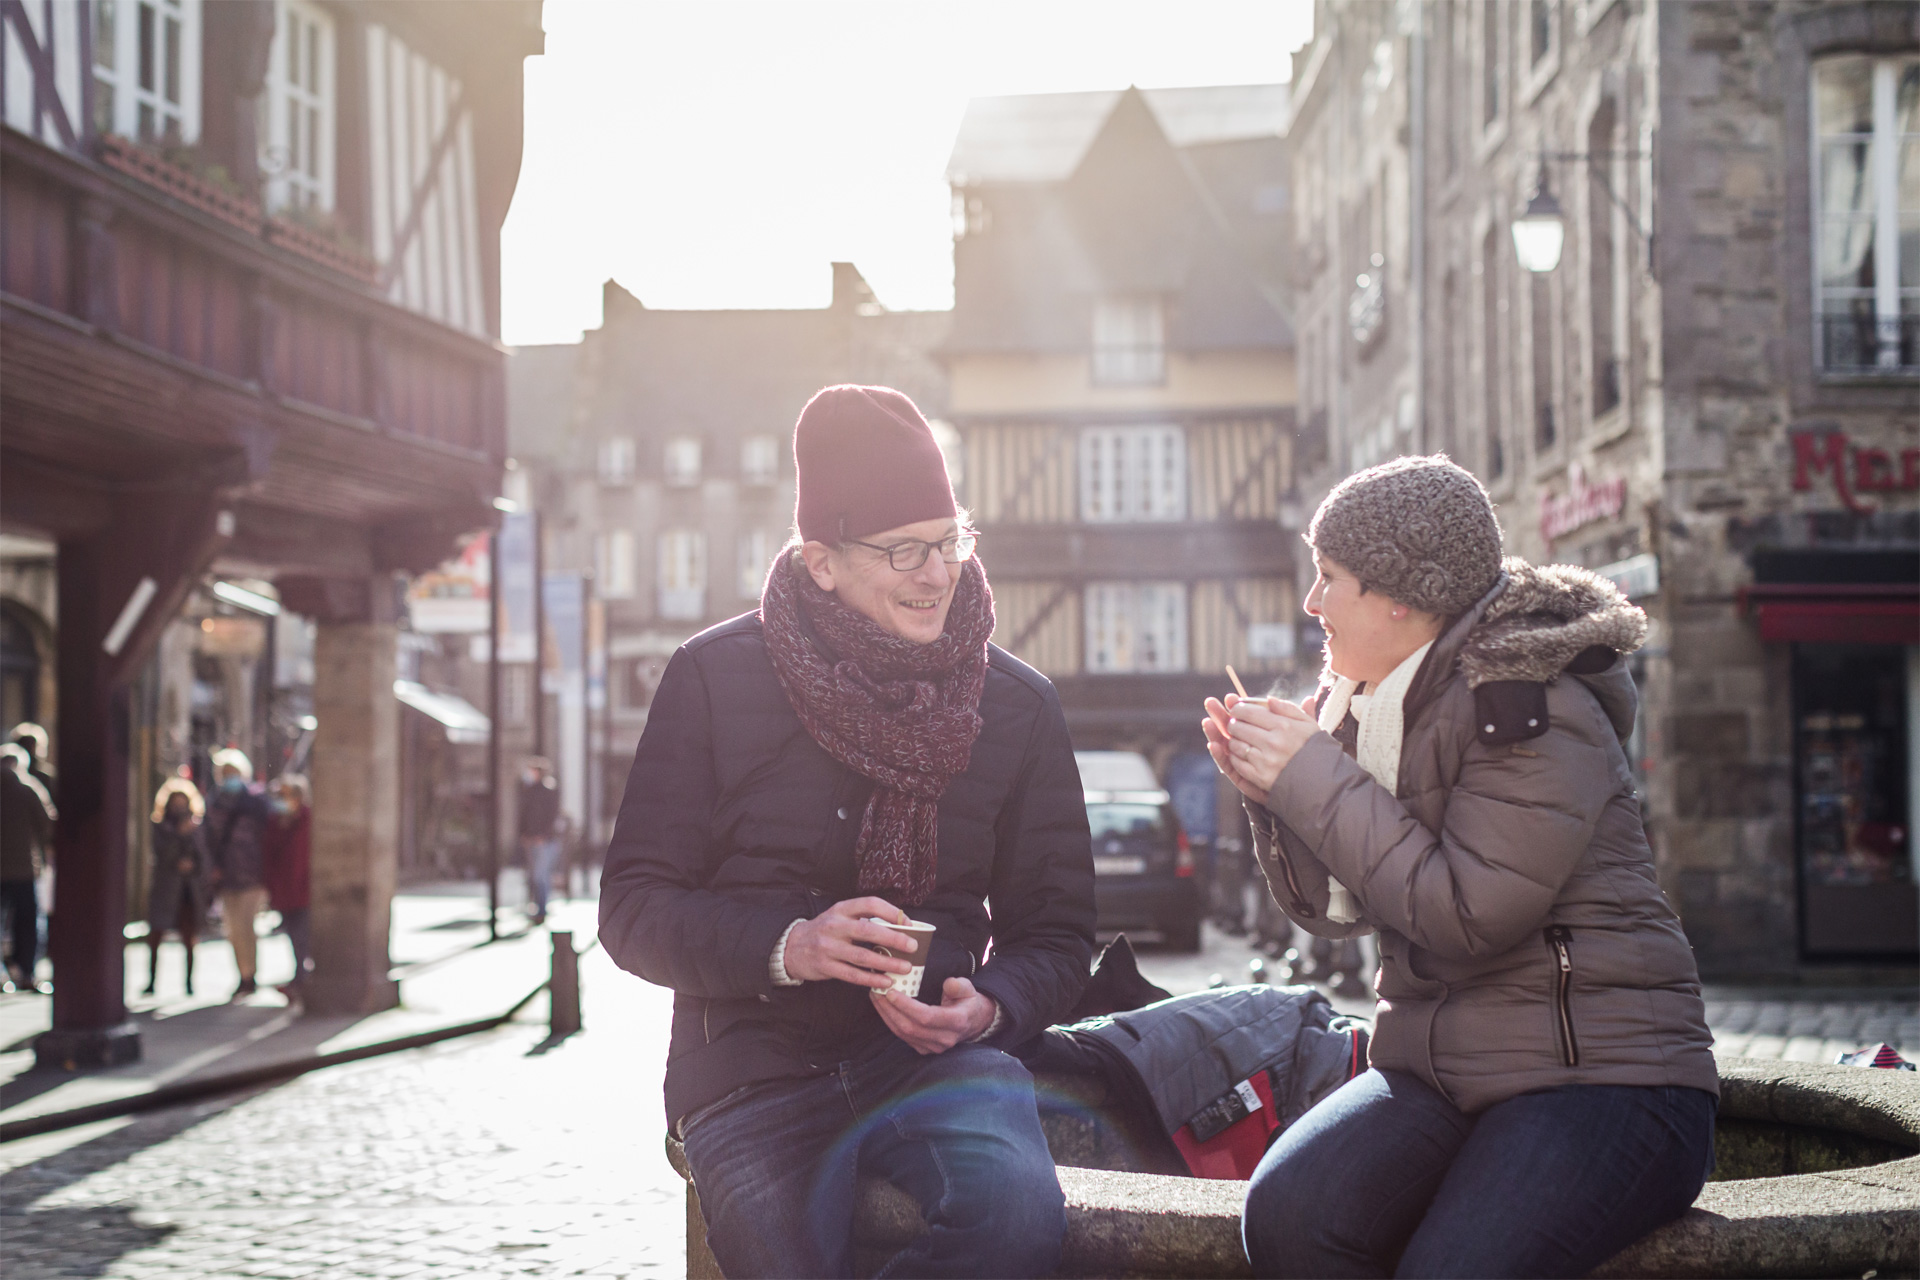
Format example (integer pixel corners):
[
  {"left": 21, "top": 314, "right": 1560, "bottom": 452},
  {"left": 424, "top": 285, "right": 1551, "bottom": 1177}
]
[{"left": 1793, "top": 643, "right": 1918, "bottom": 959}]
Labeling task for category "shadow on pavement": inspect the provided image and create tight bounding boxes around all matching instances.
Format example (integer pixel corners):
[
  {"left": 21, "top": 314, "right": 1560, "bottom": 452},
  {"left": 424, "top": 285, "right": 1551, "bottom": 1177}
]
[
  {"left": 0, "top": 1202, "right": 182, "bottom": 1278},
  {"left": 523, "top": 1025, "right": 581, "bottom": 1058}
]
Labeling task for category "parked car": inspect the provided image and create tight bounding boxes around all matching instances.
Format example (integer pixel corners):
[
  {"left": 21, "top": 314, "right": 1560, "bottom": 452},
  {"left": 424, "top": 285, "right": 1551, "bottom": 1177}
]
[{"left": 1075, "top": 750, "right": 1202, "bottom": 952}]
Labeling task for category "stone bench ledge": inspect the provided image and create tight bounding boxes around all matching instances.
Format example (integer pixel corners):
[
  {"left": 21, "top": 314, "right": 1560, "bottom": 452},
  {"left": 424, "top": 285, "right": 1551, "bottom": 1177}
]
[
  {"left": 850, "top": 1059, "right": 1920, "bottom": 1279},
  {"left": 681, "top": 1059, "right": 1920, "bottom": 1278}
]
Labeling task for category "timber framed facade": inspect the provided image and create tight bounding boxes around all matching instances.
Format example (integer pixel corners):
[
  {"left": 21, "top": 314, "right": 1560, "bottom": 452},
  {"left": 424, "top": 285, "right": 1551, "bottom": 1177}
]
[
  {"left": 1, "top": 0, "right": 539, "bottom": 1060},
  {"left": 942, "top": 85, "right": 1304, "bottom": 763}
]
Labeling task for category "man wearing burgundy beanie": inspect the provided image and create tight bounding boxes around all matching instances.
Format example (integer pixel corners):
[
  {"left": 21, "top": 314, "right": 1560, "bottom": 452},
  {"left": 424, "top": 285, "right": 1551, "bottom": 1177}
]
[{"left": 601, "top": 385, "right": 1094, "bottom": 1278}]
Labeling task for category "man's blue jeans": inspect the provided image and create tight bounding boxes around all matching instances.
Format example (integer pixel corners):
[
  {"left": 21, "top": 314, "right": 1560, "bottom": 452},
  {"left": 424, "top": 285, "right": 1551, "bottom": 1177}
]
[
  {"left": 680, "top": 1036, "right": 1065, "bottom": 1279},
  {"left": 525, "top": 838, "right": 562, "bottom": 918},
  {"left": 1243, "top": 1068, "right": 1715, "bottom": 1279}
]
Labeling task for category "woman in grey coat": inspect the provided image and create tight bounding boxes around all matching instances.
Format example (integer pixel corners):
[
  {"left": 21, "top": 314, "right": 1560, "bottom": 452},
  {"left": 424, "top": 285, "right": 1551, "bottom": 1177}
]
[
  {"left": 145, "top": 776, "right": 212, "bottom": 997},
  {"left": 1205, "top": 456, "right": 1718, "bottom": 1279}
]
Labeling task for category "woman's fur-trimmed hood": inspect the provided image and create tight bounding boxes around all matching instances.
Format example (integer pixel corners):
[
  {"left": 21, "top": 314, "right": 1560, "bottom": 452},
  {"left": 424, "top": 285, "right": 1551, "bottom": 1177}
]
[{"left": 1458, "top": 557, "right": 1648, "bottom": 689}]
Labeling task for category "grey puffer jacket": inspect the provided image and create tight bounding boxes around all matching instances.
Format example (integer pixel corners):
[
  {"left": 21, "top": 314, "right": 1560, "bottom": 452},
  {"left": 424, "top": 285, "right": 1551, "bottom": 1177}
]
[{"left": 1250, "top": 559, "right": 1719, "bottom": 1114}]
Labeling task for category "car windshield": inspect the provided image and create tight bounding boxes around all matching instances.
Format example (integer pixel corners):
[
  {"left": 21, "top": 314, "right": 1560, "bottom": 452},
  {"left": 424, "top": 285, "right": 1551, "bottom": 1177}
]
[{"left": 1087, "top": 803, "right": 1170, "bottom": 841}]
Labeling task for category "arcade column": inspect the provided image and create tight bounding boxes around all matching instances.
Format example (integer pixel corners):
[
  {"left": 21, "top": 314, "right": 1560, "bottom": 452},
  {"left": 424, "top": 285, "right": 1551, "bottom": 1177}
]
[{"left": 285, "top": 577, "right": 402, "bottom": 1016}]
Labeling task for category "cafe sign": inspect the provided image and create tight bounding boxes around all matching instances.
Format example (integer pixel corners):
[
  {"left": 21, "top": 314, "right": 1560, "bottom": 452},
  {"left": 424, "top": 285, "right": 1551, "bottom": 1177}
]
[
  {"left": 1540, "top": 463, "right": 1627, "bottom": 542},
  {"left": 1792, "top": 429, "right": 1920, "bottom": 514}
]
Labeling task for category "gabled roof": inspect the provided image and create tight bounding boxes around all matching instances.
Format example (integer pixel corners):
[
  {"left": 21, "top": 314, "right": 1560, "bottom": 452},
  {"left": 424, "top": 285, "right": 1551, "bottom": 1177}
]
[
  {"left": 946, "top": 83, "right": 1289, "bottom": 187},
  {"left": 944, "top": 86, "right": 1293, "bottom": 356}
]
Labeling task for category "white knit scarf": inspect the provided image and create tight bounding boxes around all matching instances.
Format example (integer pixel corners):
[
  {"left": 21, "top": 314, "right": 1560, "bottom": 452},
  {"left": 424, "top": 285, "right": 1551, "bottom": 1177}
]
[{"left": 1311, "top": 640, "right": 1433, "bottom": 924}]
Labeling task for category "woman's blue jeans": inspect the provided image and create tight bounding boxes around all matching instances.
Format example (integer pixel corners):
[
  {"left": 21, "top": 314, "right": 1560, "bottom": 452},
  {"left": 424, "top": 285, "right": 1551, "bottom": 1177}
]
[
  {"left": 1243, "top": 1068, "right": 1715, "bottom": 1279},
  {"left": 680, "top": 1036, "right": 1065, "bottom": 1279}
]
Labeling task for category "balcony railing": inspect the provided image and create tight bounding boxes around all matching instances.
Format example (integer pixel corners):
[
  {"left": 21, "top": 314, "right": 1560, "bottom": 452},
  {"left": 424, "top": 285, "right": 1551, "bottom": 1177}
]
[{"left": 1821, "top": 313, "right": 1920, "bottom": 375}]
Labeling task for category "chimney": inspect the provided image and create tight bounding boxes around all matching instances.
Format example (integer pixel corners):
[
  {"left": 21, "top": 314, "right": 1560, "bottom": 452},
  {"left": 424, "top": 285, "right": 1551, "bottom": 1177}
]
[{"left": 831, "top": 262, "right": 879, "bottom": 313}]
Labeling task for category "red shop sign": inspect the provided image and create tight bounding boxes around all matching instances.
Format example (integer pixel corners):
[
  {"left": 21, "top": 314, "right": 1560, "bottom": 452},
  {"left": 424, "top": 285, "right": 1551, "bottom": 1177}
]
[
  {"left": 1540, "top": 463, "right": 1627, "bottom": 542},
  {"left": 1791, "top": 430, "right": 1920, "bottom": 514}
]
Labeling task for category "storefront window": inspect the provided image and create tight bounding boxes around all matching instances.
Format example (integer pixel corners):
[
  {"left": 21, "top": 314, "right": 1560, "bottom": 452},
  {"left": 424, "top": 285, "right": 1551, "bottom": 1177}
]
[{"left": 1793, "top": 644, "right": 1917, "bottom": 958}]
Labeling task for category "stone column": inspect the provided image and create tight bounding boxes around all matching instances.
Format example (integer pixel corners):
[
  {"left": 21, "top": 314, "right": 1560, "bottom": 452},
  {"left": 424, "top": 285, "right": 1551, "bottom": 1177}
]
[{"left": 305, "top": 620, "right": 401, "bottom": 1015}]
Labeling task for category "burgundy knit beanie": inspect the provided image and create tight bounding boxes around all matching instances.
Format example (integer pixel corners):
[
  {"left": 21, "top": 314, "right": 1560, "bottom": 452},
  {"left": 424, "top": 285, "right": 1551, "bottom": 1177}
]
[{"left": 793, "top": 385, "right": 956, "bottom": 544}]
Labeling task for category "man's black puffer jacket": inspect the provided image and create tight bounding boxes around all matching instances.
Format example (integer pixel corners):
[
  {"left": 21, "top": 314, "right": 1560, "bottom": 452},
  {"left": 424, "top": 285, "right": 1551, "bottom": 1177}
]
[{"left": 599, "top": 613, "right": 1096, "bottom": 1128}]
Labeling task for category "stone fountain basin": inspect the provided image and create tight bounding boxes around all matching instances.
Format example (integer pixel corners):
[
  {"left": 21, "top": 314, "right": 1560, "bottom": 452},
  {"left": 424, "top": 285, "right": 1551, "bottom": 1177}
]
[{"left": 674, "top": 1057, "right": 1919, "bottom": 1278}]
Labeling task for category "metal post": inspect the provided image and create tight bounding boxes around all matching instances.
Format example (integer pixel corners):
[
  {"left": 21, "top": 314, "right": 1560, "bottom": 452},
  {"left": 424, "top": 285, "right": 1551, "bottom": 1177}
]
[
  {"left": 580, "top": 571, "right": 592, "bottom": 895},
  {"left": 531, "top": 509, "right": 546, "bottom": 761},
  {"left": 485, "top": 524, "right": 501, "bottom": 943},
  {"left": 549, "top": 929, "right": 581, "bottom": 1037}
]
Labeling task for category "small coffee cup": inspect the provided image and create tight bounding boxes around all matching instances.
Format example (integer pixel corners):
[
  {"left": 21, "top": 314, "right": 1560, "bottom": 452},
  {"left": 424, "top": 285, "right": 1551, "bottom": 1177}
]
[{"left": 866, "top": 917, "right": 937, "bottom": 997}]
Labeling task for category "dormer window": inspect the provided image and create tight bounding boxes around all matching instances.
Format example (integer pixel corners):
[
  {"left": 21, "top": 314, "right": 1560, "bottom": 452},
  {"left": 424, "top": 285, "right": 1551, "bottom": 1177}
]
[
  {"left": 664, "top": 437, "right": 702, "bottom": 487},
  {"left": 1091, "top": 296, "right": 1166, "bottom": 386},
  {"left": 92, "top": 0, "right": 201, "bottom": 143}
]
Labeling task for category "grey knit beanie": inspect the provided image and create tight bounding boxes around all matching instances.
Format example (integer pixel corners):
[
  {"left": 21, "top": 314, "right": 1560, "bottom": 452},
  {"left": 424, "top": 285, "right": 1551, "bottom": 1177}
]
[{"left": 1307, "top": 455, "right": 1503, "bottom": 618}]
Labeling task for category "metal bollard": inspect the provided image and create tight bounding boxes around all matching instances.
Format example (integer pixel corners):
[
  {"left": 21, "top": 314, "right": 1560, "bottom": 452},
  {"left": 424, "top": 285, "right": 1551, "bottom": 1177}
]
[{"left": 550, "top": 930, "right": 582, "bottom": 1037}]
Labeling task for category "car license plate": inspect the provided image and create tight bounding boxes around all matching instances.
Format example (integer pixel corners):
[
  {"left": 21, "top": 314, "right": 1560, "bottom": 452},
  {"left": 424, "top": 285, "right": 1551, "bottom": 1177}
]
[{"left": 1093, "top": 855, "right": 1147, "bottom": 875}]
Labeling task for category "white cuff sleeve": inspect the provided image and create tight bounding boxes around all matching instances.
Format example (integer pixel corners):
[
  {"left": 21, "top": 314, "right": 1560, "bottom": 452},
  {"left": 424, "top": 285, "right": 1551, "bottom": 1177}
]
[
  {"left": 969, "top": 999, "right": 1006, "bottom": 1042},
  {"left": 768, "top": 918, "right": 807, "bottom": 987}
]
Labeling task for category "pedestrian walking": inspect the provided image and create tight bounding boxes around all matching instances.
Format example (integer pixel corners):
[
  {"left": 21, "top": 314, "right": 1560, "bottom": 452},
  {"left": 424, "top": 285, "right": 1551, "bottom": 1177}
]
[
  {"left": 600, "top": 384, "right": 1094, "bottom": 1278},
  {"left": 144, "top": 775, "right": 211, "bottom": 997},
  {"left": 1205, "top": 456, "right": 1718, "bottom": 1278},
  {"left": 264, "top": 773, "right": 313, "bottom": 1000},
  {"left": 0, "top": 743, "right": 53, "bottom": 993},
  {"left": 516, "top": 758, "right": 562, "bottom": 926},
  {"left": 204, "top": 747, "right": 272, "bottom": 999}
]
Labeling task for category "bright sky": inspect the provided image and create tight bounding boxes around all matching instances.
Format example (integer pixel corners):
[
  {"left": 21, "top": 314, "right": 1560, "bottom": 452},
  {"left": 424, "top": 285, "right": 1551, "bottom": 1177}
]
[{"left": 500, "top": 0, "right": 1313, "bottom": 345}]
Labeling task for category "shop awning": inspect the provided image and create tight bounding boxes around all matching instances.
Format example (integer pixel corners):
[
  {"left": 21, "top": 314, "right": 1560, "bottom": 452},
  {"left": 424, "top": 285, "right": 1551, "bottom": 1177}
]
[
  {"left": 393, "top": 680, "right": 490, "bottom": 745},
  {"left": 1740, "top": 584, "right": 1920, "bottom": 645}
]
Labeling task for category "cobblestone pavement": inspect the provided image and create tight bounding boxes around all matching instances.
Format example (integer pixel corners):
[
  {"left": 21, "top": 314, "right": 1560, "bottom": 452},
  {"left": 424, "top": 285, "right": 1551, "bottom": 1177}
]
[
  {"left": 3, "top": 918, "right": 1912, "bottom": 1278},
  {"left": 0, "top": 948, "right": 684, "bottom": 1279}
]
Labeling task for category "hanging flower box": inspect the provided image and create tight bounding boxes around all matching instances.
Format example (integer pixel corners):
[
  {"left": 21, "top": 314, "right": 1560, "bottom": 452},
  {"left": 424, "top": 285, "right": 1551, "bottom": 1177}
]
[
  {"left": 97, "top": 135, "right": 262, "bottom": 235},
  {"left": 263, "top": 217, "right": 379, "bottom": 286}
]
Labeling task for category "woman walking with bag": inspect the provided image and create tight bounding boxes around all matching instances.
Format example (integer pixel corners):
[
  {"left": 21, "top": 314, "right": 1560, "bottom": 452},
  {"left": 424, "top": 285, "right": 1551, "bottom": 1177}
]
[
  {"left": 1206, "top": 456, "right": 1718, "bottom": 1279},
  {"left": 145, "top": 775, "right": 212, "bottom": 997}
]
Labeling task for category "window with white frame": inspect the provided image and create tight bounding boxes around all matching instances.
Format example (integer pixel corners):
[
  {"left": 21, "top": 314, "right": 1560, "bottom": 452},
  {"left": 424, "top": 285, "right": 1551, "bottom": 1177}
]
[
  {"left": 658, "top": 530, "right": 706, "bottom": 620},
  {"left": 736, "top": 529, "right": 774, "bottom": 600},
  {"left": 598, "top": 436, "right": 636, "bottom": 486},
  {"left": 258, "top": 0, "right": 334, "bottom": 213},
  {"left": 664, "top": 437, "right": 702, "bottom": 487},
  {"left": 1080, "top": 426, "right": 1186, "bottom": 522},
  {"left": 1813, "top": 55, "right": 1920, "bottom": 372},
  {"left": 1085, "top": 582, "right": 1188, "bottom": 674},
  {"left": 91, "top": 0, "right": 201, "bottom": 143},
  {"left": 740, "top": 435, "right": 779, "bottom": 486},
  {"left": 1091, "top": 296, "right": 1166, "bottom": 385},
  {"left": 596, "top": 530, "right": 635, "bottom": 599}
]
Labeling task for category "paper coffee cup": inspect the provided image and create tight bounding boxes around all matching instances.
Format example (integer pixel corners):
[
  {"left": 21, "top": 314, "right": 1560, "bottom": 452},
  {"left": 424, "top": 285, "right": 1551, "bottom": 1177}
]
[{"left": 867, "top": 918, "right": 936, "bottom": 997}]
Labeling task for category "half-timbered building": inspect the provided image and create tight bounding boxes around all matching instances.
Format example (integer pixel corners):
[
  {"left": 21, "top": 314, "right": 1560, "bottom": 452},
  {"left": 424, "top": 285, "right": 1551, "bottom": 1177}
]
[
  {"left": 942, "top": 85, "right": 1302, "bottom": 772},
  {"left": 1, "top": 0, "right": 539, "bottom": 1062}
]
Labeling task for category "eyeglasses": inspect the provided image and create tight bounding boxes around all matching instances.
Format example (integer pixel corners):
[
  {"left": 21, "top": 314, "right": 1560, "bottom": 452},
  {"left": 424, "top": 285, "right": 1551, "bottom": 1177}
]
[{"left": 845, "top": 530, "right": 979, "bottom": 572}]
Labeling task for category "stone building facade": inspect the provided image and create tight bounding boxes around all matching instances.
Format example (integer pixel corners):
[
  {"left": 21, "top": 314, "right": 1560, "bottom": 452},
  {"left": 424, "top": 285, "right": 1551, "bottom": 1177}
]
[{"left": 1290, "top": 0, "right": 1918, "bottom": 981}]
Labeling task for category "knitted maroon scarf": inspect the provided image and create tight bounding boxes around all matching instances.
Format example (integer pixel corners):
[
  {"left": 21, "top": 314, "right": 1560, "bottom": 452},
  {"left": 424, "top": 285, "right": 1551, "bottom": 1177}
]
[{"left": 760, "top": 547, "right": 995, "bottom": 905}]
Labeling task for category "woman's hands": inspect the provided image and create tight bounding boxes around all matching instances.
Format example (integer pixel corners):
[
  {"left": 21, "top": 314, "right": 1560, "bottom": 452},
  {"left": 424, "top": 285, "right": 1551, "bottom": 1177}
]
[{"left": 1202, "top": 692, "right": 1322, "bottom": 800}]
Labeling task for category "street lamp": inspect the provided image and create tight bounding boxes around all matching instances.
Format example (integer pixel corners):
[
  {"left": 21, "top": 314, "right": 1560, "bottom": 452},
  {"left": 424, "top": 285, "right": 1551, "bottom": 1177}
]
[{"left": 1511, "top": 167, "right": 1566, "bottom": 274}]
